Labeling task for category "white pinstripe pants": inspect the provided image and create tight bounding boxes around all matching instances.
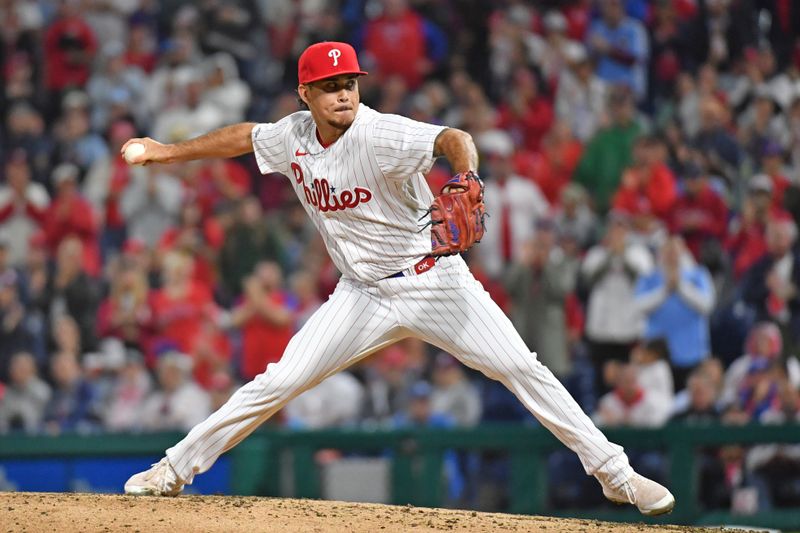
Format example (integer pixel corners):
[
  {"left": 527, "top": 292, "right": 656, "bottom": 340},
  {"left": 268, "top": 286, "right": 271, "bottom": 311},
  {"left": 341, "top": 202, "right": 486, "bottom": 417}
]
[{"left": 166, "top": 256, "right": 633, "bottom": 488}]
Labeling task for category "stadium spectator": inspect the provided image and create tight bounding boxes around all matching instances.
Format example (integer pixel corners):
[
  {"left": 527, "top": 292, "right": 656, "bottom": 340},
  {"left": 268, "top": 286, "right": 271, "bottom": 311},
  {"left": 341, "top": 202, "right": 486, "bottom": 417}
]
[
  {"left": 96, "top": 263, "right": 153, "bottom": 349},
  {"left": 669, "top": 161, "right": 729, "bottom": 265},
  {"left": 586, "top": 0, "right": 649, "bottom": 101},
  {"left": 42, "top": 353, "right": 98, "bottom": 434},
  {"left": 741, "top": 218, "right": 800, "bottom": 344},
  {"left": 102, "top": 349, "right": 152, "bottom": 432},
  {"left": 672, "top": 368, "right": 721, "bottom": 423},
  {"left": 202, "top": 53, "right": 252, "bottom": 125},
  {"left": 158, "top": 200, "right": 223, "bottom": 288},
  {"left": 42, "top": 164, "right": 101, "bottom": 276},
  {"left": 532, "top": 10, "right": 582, "bottom": 90},
  {"left": 612, "top": 136, "right": 678, "bottom": 223},
  {"left": 120, "top": 165, "right": 184, "bottom": 248},
  {"left": 581, "top": 212, "right": 653, "bottom": 393},
  {"left": 553, "top": 184, "right": 598, "bottom": 250},
  {"left": 556, "top": 41, "right": 608, "bottom": 143},
  {"left": 182, "top": 158, "right": 252, "bottom": 220},
  {"left": 82, "top": 120, "right": 141, "bottom": 258},
  {"left": 123, "top": 21, "right": 158, "bottom": 74},
  {"left": 693, "top": 96, "right": 742, "bottom": 179},
  {"left": 520, "top": 120, "right": 584, "bottom": 205},
  {"left": 682, "top": 0, "right": 756, "bottom": 70},
  {"left": 52, "top": 92, "right": 109, "bottom": 177},
  {"left": 719, "top": 322, "right": 800, "bottom": 409},
  {"left": 635, "top": 236, "right": 715, "bottom": 390},
  {"left": 745, "top": 376, "right": 800, "bottom": 509},
  {"left": 0, "top": 264, "right": 37, "bottom": 377},
  {"left": 629, "top": 338, "right": 674, "bottom": 411},
  {"left": 0, "top": 150, "right": 49, "bottom": 267},
  {"left": 86, "top": 42, "right": 148, "bottom": 133},
  {"left": 285, "top": 372, "right": 364, "bottom": 429},
  {"left": 226, "top": 261, "right": 293, "bottom": 382},
  {"left": 496, "top": 67, "right": 554, "bottom": 152},
  {"left": 361, "top": 345, "right": 415, "bottom": 427},
  {"left": 429, "top": 353, "right": 482, "bottom": 427},
  {"left": 139, "top": 351, "right": 211, "bottom": 432},
  {"left": 149, "top": 250, "right": 216, "bottom": 371},
  {"left": 362, "top": 0, "right": 447, "bottom": 90},
  {"left": 573, "top": 85, "right": 647, "bottom": 213},
  {"left": 219, "top": 196, "right": 285, "bottom": 300},
  {"left": 3, "top": 104, "right": 53, "bottom": 187},
  {"left": 593, "top": 363, "right": 670, "bottom": 427},
  {"left": 0, "top": 352, "right": 51, "bottom": 434},
  {"left": 151, "top": 69, "right": 225, "bottom": 143},
  {"left": 759, "top": 141, "right": 792, "bottom": 209},
  {"left": 726, "top": 175, "right": 780, "bottom": 279},
  {"left": 45, "top": 237, "right": 99, "bottom": 352},
  {"left": 507, "top": 220, "right": 578, "bottom": 378},
  {"left": 647, "top": 0, "right": 685, "bottom": 105},
  {"left": 474, "top": 129, "right": 549, "bottom": 279},
  {"left": 42, "top": 0, "right": 98, "bottom": 97},
  {"left": 738, "top": 91, "right": 790, "bottom": 162}
]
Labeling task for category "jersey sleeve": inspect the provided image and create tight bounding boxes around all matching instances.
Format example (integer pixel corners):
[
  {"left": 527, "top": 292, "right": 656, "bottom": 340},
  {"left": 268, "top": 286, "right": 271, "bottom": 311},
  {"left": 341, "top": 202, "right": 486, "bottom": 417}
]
[
  {"left": 372, "top": 114, "right": 447, "bottom": 180},
  {"left": 251, "top": 119, "right": 290, "bottom": 175}
]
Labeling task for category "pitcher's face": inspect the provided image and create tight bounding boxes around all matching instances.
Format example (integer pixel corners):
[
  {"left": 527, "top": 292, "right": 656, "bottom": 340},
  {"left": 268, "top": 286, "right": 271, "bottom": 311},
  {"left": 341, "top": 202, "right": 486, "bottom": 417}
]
[{"left": 299, "top": 75, "right": 360, "bottom": 132}]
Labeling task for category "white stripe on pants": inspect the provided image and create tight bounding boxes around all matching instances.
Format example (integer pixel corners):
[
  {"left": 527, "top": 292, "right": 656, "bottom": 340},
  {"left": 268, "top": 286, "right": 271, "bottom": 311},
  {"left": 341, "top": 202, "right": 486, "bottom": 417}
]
[{"left": 166, "top": 256, "right": 632, "bottom": 487}]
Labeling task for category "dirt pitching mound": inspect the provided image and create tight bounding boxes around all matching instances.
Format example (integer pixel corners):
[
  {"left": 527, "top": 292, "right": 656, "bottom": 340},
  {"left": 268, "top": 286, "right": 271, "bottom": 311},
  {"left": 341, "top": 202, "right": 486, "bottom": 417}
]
[{"left": 1, "top": 492, "right": 720, "bottom": 533}]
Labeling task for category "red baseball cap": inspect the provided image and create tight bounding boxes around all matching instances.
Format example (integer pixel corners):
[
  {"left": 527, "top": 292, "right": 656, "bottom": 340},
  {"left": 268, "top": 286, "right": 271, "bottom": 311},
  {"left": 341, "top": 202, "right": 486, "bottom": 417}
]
[{"left": 298, "top": 41, "right": 367, "bottom": 84}]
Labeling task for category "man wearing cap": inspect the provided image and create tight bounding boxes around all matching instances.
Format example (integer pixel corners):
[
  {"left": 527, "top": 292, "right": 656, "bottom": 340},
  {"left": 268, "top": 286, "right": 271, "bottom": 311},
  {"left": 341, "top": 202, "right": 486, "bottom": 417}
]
[
  {"left": 121, "top": 41, "right": 675, "bottom": 516},
  {"left": 726, "top": 174, "right": 782, "bottom": 279},
  {"left": 669, "top": 162, "right": 728, "bottom": 262},
  {"left": 474, "top": 129, "right": 549, "bottom": 279}
]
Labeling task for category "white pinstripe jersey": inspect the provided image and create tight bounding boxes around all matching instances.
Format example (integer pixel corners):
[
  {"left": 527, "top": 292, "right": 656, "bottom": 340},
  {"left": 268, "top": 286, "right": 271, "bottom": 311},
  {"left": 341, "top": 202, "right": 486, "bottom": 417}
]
[{"left": 251, "top": 104, "right": 446, "bottom": 283}]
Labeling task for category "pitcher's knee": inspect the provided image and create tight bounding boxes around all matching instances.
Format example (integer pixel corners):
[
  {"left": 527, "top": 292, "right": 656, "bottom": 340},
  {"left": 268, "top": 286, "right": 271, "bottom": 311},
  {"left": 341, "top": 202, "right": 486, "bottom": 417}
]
[{"left": 249, "top": 361, "right": 321, "bottom": 403}]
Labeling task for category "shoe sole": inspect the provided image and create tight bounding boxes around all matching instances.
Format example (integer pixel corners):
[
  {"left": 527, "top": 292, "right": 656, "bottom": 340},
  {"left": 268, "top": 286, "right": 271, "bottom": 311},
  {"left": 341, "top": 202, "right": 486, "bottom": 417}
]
[
  {"left": 604, "top": 494, "right": 675, "bottom": 516},
  {"left": 124, "top": 486, "right": 157, "bottom": 496},
  {"left": 639, "top": 494, "right": 675, "bottom": 516},
  {"left": 124, "top": 486, "right": 182, "bottom": 497}
]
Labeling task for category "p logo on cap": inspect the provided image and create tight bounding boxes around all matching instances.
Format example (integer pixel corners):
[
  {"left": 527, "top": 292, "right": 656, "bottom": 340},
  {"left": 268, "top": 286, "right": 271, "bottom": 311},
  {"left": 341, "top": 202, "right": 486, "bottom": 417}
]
[
  {"left": 328, "top": 49, "right": 341, "bottom": 66},
  {"left": 298, "top": 42, "right": 367, "bottom": 84}
]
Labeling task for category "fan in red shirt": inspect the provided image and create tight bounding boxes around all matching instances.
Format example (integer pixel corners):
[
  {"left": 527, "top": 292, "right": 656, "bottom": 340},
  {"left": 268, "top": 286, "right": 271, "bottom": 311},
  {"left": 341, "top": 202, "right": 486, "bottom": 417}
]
[
  {"left": 158, "top": 201, "right": 224, "bottom": 288},
  {"left": 726, "top": 174, "right": 790, "bottom": 279},
  {"left": 496, "top": 67, "right": 554, "bottom": 152},
  {"left": 150, "top": 250, "right": 228, "bottom": 386},
  {"left": 183, "top": 159, "right": 252, "bottom": 220},
  {"left": 515, "top": 121, "right": 583, "bottom": 204},
  {"left": 43, "top": 1, "right": 97, "bottom": 92},
  {"left": 612, "top": 136, "right": 677, "bottom": 222},
  {"left": 228, "top": 261, "right": 294, "bottom": 381},
  {"left": 363, "top": 0, "right": 445, "bottom": 90},
  {"left": 669, "top": 162, "right": 729, "bottom": 260},
  {"left": 96, "top": 263, "right": 153, "bottom": 349},
  {"left": 42, "top": 163, "right": 101, "bottom": 277}
]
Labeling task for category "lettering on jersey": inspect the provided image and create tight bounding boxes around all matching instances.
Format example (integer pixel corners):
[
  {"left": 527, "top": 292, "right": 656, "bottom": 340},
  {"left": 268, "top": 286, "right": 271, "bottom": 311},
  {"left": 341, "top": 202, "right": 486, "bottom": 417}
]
[
  {"left": 328, "top": 49, "right": 341, "bottom": 66},
  {"left": 291, "top": 162, "right": 304, "bottom": 184},
  {"left": 292, "top": 163, "right": 372, "bottom": 212}
]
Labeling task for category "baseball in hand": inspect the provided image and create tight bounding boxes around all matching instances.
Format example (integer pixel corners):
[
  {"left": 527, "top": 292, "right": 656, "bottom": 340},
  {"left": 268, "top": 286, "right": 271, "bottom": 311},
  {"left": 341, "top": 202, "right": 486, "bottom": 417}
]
[{"left": 124, "top": 142, "right": 146, "bottom": 164}]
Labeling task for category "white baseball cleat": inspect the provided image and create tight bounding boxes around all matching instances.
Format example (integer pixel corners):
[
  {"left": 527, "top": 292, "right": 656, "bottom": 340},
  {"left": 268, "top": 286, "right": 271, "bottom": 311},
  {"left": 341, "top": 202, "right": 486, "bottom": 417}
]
[
  {"left": 124, "top": 457, "right": 185, "bottom": 497},
  {"left": 601, "top": 473, "right": 675, "bottom": 516}
]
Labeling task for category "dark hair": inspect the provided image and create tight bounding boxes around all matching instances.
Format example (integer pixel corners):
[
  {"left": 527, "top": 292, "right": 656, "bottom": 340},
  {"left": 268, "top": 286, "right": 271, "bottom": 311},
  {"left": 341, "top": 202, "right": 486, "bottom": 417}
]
[{"left": 642, "top": 338, "right": 671, "bottom": 361}]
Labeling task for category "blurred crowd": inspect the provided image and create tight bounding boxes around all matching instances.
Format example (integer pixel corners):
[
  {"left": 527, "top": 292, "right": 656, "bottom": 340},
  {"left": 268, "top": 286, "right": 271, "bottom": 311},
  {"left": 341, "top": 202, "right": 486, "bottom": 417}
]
[{"left": 1, "top": 0, "right": 800, "bottom": 513}]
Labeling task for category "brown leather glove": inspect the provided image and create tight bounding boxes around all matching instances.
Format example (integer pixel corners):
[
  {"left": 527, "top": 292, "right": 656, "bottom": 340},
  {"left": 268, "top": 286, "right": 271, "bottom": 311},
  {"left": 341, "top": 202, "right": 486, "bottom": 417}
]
[{"left": 421, "top": 171, "right": 488, "bottom": 257}]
